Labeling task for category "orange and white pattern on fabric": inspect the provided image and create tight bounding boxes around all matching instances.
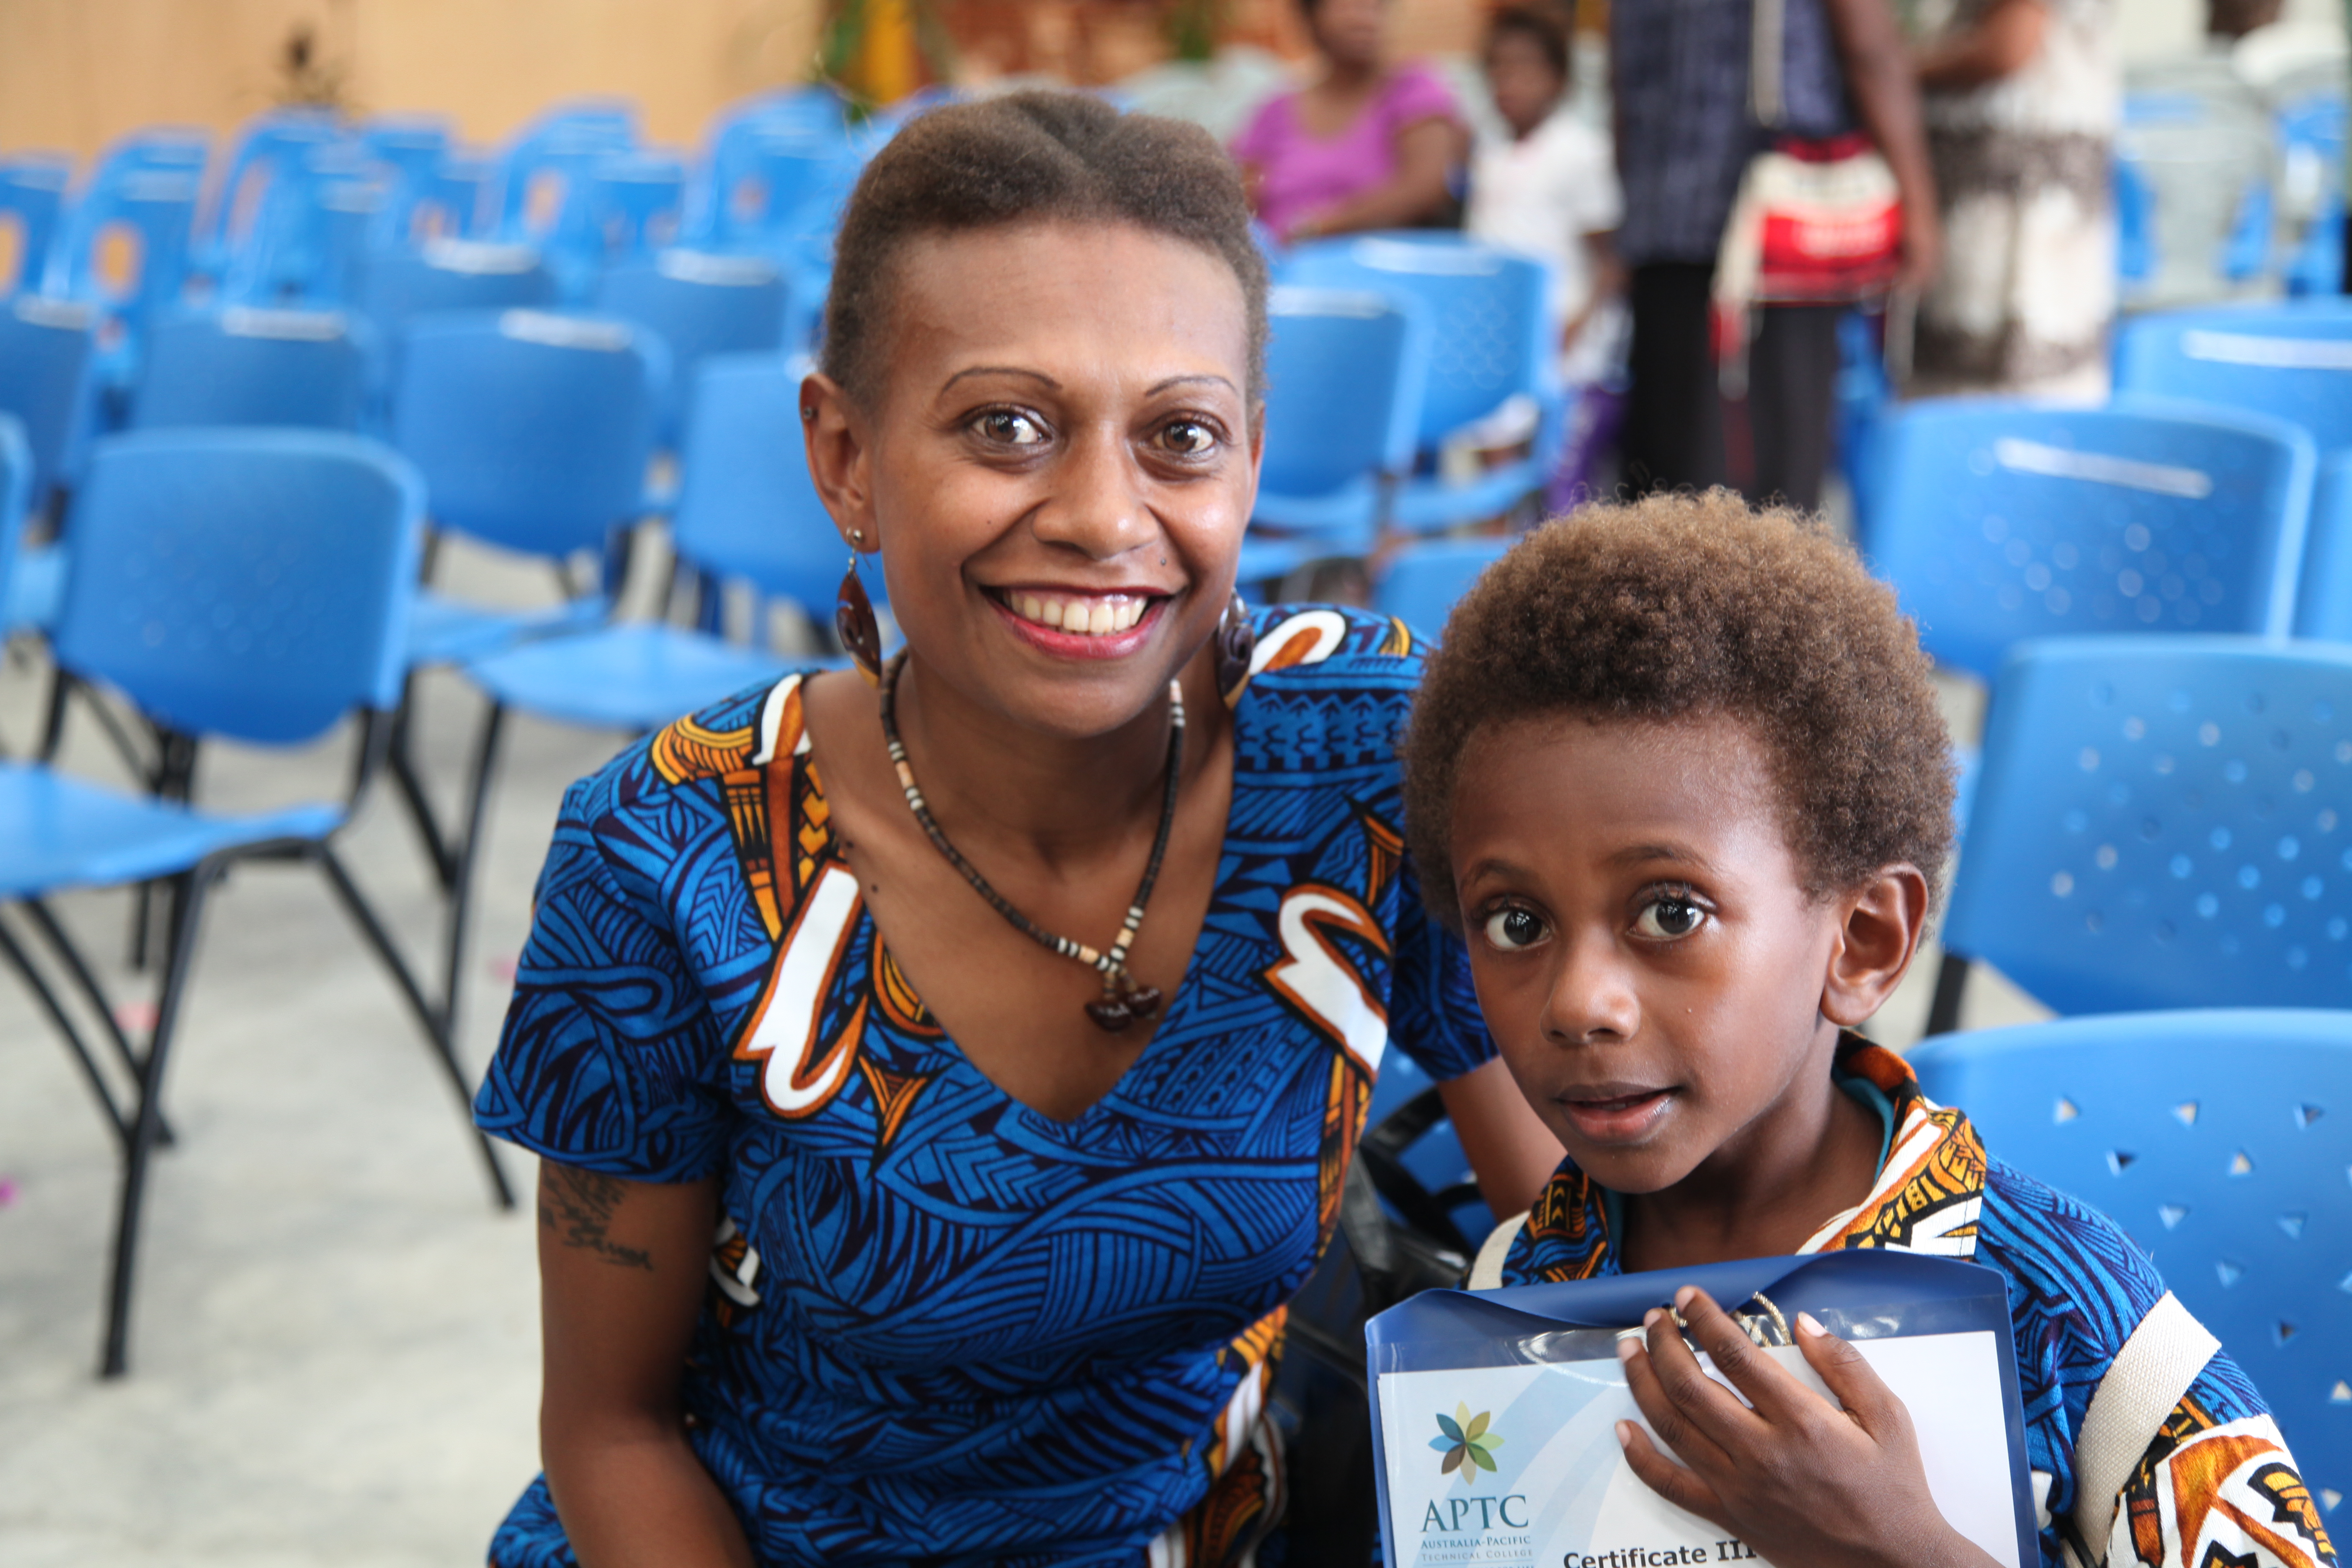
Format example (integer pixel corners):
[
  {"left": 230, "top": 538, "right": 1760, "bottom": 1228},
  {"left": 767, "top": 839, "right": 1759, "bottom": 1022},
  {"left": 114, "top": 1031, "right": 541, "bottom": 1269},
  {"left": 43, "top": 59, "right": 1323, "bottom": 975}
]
[{"left": 2110, "top": 1411, "right": 2337, "bottom": 1567}]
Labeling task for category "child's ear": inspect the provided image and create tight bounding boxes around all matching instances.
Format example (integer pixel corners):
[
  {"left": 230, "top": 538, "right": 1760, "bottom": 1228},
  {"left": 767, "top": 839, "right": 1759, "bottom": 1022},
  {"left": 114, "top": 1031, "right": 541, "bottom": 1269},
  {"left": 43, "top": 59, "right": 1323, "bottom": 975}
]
[{"left": 1820, "top": 865, "right": 1931, "bottom": 1028}]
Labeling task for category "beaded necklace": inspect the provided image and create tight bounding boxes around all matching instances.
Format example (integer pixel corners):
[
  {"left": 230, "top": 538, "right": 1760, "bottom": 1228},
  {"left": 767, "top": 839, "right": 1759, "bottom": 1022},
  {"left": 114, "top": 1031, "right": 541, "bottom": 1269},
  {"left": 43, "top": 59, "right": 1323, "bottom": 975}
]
[{"left": 876, "top": 652, "right": 1186, "bottom": 1033}]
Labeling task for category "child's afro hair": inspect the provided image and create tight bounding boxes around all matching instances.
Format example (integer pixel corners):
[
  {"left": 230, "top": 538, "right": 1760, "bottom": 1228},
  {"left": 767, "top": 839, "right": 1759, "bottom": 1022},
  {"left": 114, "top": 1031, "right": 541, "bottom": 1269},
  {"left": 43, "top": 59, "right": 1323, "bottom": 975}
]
[{"left": 1401, "top": 490, "right": 1956, "bottom": 931}]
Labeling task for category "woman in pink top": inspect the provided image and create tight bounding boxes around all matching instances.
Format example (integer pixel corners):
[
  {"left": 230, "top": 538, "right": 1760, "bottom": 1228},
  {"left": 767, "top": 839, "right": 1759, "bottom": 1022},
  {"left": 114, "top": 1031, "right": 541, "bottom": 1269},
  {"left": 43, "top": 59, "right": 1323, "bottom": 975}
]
[{"left": 1231, "top": 0, "right": 1465, "bottom": 242}]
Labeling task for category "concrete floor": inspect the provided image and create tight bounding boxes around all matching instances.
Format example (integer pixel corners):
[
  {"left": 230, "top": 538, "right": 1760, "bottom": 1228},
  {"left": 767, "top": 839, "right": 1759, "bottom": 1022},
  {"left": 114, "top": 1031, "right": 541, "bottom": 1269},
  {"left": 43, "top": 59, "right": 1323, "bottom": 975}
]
[{"left": 0, "top": 536, "right": 2046, "bottom": 1567}]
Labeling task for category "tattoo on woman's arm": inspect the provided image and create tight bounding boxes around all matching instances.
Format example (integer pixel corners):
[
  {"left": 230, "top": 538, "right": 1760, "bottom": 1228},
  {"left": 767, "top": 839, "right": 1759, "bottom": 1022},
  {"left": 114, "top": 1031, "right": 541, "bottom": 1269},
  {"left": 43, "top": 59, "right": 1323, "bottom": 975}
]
[{"left": 539, "top": 1166, "right": 654, "bottom": 1271}]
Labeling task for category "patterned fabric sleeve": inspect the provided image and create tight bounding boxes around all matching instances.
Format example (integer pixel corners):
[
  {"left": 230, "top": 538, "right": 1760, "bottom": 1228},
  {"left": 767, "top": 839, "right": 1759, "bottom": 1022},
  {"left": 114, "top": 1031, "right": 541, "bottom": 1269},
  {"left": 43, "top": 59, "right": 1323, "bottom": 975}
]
[
  {"left": 1385, "top": 848, "right": 1498, "bottom": 1084},
  {"left": 471, "top": 772, "right": 732, "bottom": 1182},
  {"left": 2092, "top": 1357, "right": 2337, "bottom": 1567}
]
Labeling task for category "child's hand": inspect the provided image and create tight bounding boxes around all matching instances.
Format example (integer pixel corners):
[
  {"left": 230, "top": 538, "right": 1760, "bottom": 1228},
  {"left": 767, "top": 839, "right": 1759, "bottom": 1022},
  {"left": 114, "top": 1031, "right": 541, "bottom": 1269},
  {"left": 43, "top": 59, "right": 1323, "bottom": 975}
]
[{"left": 1614, "top": 1286, "right": 2001, "bottom": 1568}]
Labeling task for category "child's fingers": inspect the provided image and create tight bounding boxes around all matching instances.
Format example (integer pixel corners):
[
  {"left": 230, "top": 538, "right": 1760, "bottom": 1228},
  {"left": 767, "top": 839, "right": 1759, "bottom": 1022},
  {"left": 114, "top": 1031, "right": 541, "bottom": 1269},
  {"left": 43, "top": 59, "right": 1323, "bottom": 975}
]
[
  {"left": 1623, "top": 1307, "right": 1752, "bottom": 1461},
  {"left": 1669, "top": 1286, "right": 1817, "bottom": 1427},
  {"left": 1793, "top": 1310, "right": 1914, "bottom": 1444},
  {"left": 1616, "top": 1417, "right": 1730, "bottom": 1527}
]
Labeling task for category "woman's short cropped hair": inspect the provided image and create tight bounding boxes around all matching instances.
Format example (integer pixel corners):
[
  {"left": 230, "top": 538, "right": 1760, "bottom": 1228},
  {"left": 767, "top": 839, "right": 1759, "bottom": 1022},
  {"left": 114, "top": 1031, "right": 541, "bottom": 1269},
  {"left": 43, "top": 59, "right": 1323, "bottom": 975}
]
[
  {"left": 1402, "top": 490, "right": 1956, "bottom": 930},
  {"left": 821, "top": 91, "right": 1270, "bottom": 410}
]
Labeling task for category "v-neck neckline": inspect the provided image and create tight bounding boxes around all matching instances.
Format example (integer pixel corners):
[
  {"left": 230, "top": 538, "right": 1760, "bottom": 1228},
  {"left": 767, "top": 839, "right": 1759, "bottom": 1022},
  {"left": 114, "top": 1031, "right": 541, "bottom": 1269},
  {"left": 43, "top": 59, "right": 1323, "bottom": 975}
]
[{"left": 794, "top": 697, "right": 1235, "bottom": 1134}]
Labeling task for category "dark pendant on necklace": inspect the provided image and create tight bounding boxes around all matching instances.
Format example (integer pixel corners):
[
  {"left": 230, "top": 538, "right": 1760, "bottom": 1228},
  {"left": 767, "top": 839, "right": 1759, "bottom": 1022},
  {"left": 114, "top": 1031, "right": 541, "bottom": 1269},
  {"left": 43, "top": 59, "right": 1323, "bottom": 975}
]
[{"left": 1086, "top": 979, "right": 1164, "bottom": 1034}]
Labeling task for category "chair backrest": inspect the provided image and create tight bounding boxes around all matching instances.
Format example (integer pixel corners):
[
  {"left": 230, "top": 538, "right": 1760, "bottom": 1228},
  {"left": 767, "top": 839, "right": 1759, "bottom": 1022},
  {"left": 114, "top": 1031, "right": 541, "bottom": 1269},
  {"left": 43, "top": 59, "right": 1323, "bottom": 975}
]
[
  {"left": 1257, "top": 286, "right": 1427, "bottom": 506},
  {"left": 2115, "top": 91, "right": 2275, "bottom": 304},
  {"left": 133, "top": 307, "right": 369, "bottom": 432},
  {"left": 198, "top": 111, "right": 342, "bottom": 265},
  {"left": 51, "top": 429, "right": 424, "bottom": 745},
  {"left": 0, "top": 415, "right": 30, "bottom": 618},
  {"left": 2115, "top": 306, "right": 2352, "bottom": 453},
  {"left": 392, "top": 309, "right": 662, "bottom": 560},
  {"left": 1282, "top": 234, "right": 1553, "bottom": 446},
  {"left": 593, "top": 250, "right": 787, "bottom": 444},
  {"left": 1865, "top": 401, "right": 2312, "bottom": 683},
  {"left": 43, "top": 167, "right": 201, "bottom": 326},
  {"left": 1944, "top": 634, "right": 2352, "bottom": 1013},
  {"left": 0, "top": 294, "right": 98, "bottom": 511},
  {"left": 2302, "top": 448, "right": 2352, "bottom": 642},
  {"left": 0, "top": 155, "right": 72, "bottom": 298},
  {"left": 695, "top": 98, "right": 854, "bottom": 244},
  {"left": 670, "top": 355, "right": 844, "bottom": 611},
  {"left": 354, "top": 238, "right": 555, "bottom": 358},
  {"left": 1908, "top": 1008, "right": 2352, "bottom": 1501},
  {"left": 588, "top": 151, "right": 688, "bottom": 263},
  {"left": 1372, "top": 537, "right": 1512, "bottom": 642}
]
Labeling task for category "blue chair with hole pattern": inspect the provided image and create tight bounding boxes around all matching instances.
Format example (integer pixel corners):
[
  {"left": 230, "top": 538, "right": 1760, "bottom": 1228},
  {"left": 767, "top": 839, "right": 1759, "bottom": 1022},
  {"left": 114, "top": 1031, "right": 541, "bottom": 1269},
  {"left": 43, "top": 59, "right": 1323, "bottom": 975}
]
[
  {"left": 0, "top": 428, "right": 514, "bottom": 1377},
  {"left": 1908, "top": 1009, "right": 2352, "bottom": 1510},
  {"left": 2116, "top": 306, "right": 2352, "bottom": 453},
  {"left": 1282, "top": 234, "right": 1560, "bottom": 534},
  {"left": 1927, "top": 636, "right": 2352, "bottom": 1034},
  {"left": 1372, "top": 536, "right": 1513, "bottom": 646},
  {"left": 383, "top": 308, "right": 664, "bottom": 899},
  {"left": 593, "top": 250, "right": 787, "bottom": 449},
  {"left": 1865, "top": 401, "right": 2313, "bottom": 684},
  {"left": 1238, "top": 286, "right": 1428, "bottom": 590},
  {"left": 131, "top": 306, "right": 369, "bottom": 432}
]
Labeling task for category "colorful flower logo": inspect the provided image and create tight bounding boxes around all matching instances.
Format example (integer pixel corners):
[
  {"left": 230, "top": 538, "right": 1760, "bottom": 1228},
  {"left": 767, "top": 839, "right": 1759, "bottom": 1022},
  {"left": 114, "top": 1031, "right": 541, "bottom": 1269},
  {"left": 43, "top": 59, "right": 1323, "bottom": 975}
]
[{"left": 1430, "top": 1401, "right": 1503, "bottom": 1478}]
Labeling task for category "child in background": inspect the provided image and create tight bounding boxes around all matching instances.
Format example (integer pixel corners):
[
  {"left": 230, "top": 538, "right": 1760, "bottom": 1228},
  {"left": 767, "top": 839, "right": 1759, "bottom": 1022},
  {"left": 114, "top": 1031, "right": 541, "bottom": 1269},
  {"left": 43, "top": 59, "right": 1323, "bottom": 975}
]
[
  {"left": 1401, "top": 494, "right": 2334, "bottom": 1567},
  {"left": 1464, "top": 5, "right": 1625, "bottom": 504}
]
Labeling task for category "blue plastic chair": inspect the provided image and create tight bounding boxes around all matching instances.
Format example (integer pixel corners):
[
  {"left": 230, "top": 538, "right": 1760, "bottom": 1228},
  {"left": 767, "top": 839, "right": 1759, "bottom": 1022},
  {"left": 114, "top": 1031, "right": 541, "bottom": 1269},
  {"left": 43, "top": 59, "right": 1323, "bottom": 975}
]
[
  {"left": 0, "top": 296, "right": 98, "bottom": 638},
  {"left": 445, "top": 354, "right": 833, "bottom": 1048},
  {"left": 2301, "top": 449, "right": 2352, "bottom": 642},
  {"left": 1357, "top": 1048, "right": 1490, "bottom": 1252},
  {"left": 384, "top": 308, "right": 664, "bottom": 886},
  {"left": 1, "top": 428, "right": 513, "bottom": 1376},
  {"left": 193, "top": 111, "right": 343, "bottom": 281},
  {"left": 131, "top": 306, "right": 369, "bottom": 432},
  {"left": 0, "top": 154, "right": 72, "bottom": 298},
  {"left": 1908, "top": 1009, "right": 2351, "bottom": 1504},
  {"left": 2116, "top": 306, "right": 2352, "bottom": 453},
  {"left": 1282, "top": 234, "right": 1560, "bottom": 533},
  {"left": 1238, "top": 286, "right": 1428, "bottom": 587},
  {"left": 1372, "top": 536, "right": 1513, "bottom": 645},
  {"left": 43, "top": 165, "right": 201, "bottom": 375},
  {"left": 593, "top": 250, "right": 787, "bottom": 448},
  {"left": 1864, "top": 402, "right": 2312, "bottom": 684},
  {"left": 588, "top": 150, "right": 688, "bottom": 264},
  {"left": 352, "top": 239, "right": 555, "bottom": 406},
  {"left": 1928, "top": 636, "right": 2352, "bottom": 1034}
]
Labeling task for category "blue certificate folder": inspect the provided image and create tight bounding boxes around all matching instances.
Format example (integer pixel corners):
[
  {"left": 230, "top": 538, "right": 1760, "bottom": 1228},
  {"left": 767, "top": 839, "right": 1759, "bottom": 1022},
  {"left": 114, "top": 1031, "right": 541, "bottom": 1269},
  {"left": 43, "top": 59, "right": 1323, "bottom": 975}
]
[{"left": 1366, "top": 1250, "right": 2037, "bottom": 1568}]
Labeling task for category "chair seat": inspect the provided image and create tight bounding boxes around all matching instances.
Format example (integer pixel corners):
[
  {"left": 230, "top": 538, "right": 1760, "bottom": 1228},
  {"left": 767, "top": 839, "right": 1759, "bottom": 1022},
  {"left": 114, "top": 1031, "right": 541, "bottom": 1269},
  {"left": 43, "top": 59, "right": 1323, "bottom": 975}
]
[
  {"left": 1390, "top": 457, "right": 1545, "bottom": 533},
  {"left": 406, "top": 589, "right": 606, "bottom": 666},
  {"left": 3, "top": 541, "right": 64, "bottom": 635},
  {"left": 464, "top": 622, "right": 806, "bottom": 732},
  {"left": 0, "top": 762, "right": 343, "bottom": 898}
]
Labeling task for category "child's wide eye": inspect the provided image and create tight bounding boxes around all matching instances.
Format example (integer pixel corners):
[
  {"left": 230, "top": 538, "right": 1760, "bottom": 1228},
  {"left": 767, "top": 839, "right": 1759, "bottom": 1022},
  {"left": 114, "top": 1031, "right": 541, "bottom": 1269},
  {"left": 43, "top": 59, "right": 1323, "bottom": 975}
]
[
  {"left": 1481, "top": 906, "right": 1550, "bottom": 952},
  {"left": 1633, "top": 896, "right": 1707, "bottom": 941}
]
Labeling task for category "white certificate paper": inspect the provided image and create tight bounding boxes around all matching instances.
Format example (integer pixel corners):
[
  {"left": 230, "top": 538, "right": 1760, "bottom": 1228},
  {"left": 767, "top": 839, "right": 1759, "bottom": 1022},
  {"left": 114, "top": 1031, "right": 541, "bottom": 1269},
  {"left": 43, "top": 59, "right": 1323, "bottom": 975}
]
[{"left": 1375, "top": 1331, "right": 2022, "bottom": 1568}]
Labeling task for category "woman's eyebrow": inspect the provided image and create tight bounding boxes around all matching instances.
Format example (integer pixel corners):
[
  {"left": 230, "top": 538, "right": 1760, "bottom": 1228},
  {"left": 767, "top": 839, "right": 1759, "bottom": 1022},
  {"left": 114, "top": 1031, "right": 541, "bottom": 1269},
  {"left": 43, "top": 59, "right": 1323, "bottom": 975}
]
[
  {"left": 941, "top": 365, "right": 1062, "bottom": 392},
  {"left": 1146, "top": 373, "right": 1240, "bottom": 397}
]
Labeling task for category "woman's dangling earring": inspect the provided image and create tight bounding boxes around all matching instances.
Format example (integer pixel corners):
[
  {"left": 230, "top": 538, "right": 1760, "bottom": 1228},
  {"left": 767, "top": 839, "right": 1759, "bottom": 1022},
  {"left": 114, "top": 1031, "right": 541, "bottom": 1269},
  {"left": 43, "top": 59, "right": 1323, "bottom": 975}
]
[
  {"left": 836, "top": 528, "right": 884, "bottom": 686},
  {"left": 1214, "top": 591, "right": 1255, "bottom": 704}
]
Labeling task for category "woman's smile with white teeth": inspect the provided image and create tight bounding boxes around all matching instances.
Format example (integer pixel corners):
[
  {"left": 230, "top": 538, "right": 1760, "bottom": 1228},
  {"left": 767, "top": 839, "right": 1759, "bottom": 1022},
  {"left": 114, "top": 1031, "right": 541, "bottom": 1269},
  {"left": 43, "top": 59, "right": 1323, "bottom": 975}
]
[{"left": 1001, "top": 591, "right": 1155, "bottom": 636}]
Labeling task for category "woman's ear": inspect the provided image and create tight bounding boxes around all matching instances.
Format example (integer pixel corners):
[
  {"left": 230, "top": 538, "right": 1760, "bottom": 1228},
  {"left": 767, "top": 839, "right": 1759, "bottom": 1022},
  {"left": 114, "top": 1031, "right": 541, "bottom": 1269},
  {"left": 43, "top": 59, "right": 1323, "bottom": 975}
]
[
  {"left": 1820, "top": 865, "right": 1932, "bottom": 1028},
  {"left": 800, "top": 371, "right": 879, "bottom": 552}
]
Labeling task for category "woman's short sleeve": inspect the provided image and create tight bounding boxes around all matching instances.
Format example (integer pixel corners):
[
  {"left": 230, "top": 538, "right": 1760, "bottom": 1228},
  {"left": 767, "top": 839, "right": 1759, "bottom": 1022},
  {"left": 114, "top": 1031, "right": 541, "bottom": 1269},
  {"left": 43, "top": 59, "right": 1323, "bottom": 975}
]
[
  {"left": 472, "top": 775, "right": 731, "bottom": 1182},
  {"left": 1385, "top": 849, "right": 1498, "bottom": 1083},
  {"left": 1230, "top": 91, "right": 1293, "bottom": 167},
  {"left": 1380, "top": 62, "right": 1463, "bottom": 134}
]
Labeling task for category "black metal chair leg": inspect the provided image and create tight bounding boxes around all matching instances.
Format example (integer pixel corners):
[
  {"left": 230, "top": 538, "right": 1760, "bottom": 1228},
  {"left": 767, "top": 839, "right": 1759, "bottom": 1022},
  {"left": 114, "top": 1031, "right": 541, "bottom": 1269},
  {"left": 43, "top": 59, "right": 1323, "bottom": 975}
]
[
  {"left": 101, "top": 863, "right": 217, "bottom": 1377},
  {"left": 388, "top": 673, "right": 460, "bottom": 890},
  {"left": 314, "top": 844, "right": 514, "bottom": 1211},
  {"left": 20, "top": 898, "right": 175, "bottom": 1146},
  {"left": 0, "top": 908, "right": 128, "bottom": 1144},
  {"left": 444, "top": 700, "right": 507, "bottom": 1072},
  {"left": 1924, "top": 950, "right": 1971, "bottom": 1037}
]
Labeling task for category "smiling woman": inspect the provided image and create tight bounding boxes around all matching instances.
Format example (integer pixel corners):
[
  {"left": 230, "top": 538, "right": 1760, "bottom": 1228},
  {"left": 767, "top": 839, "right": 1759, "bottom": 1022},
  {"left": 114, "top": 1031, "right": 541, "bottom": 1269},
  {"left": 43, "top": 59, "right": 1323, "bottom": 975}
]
[{"left": 467, "top": 92, "right": 1561, "bottom": 1568}]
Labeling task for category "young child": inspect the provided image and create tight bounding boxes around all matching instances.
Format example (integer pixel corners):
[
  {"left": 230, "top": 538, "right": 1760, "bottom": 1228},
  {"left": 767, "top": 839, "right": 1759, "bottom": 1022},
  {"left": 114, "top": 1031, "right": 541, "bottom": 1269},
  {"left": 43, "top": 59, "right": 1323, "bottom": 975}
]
[
  {"left": 1400, "top": 493, "right": 2335, "bottom": 1568},
  {"left": 1464, "top": 5, "right": 1624, "bottom": 503}
]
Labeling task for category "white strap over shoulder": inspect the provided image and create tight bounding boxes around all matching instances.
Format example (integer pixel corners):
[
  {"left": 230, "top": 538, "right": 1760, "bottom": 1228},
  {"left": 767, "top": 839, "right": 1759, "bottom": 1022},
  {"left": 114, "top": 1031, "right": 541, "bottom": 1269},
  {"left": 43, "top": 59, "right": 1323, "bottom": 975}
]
[
  {"left": 2066, "top": 1291, "right": 2219, "bottom": 1563},
  {"left": 1467, "top": 1212, "right": 1529, "bottom": 1290}
]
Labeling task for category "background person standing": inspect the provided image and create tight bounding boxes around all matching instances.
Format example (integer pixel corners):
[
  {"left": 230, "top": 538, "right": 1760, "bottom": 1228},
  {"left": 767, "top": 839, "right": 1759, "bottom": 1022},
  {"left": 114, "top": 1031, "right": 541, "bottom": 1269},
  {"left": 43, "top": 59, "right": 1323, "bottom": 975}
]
[{"left": 1612, "top": 0, "right": 1940, "bottom": 511}]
